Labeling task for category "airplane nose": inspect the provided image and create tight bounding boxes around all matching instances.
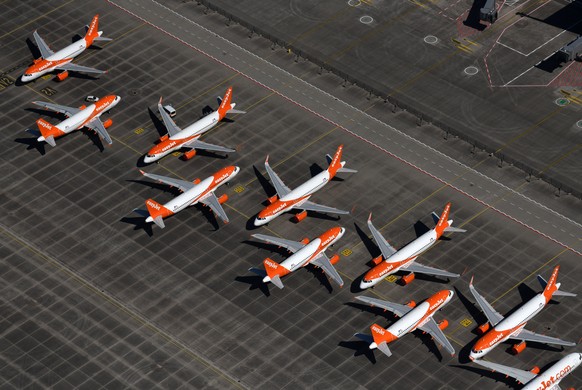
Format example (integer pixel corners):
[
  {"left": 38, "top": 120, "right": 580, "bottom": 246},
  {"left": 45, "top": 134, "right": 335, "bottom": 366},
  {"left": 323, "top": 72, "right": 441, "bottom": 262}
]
[
  {"left": 359, "top": 280, "right": 369, "bottom": 290},
  {"left": 253, "top": 218, "right": 264, "bottom": 227}
]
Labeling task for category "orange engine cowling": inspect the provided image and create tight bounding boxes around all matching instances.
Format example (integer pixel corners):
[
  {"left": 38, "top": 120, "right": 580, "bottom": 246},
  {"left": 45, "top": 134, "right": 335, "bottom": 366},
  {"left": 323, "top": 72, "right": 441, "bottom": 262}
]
[
  {"left": 530, "top": 366, "right": 540, "bottom": 375},
  {"left": 511, "top": 341, "right": 526, "bottom": 355},
  {"left": 329, "top": 254, "right": 340, "bottom": 265},
  {"left": 218, "top": 194, "right": 228, "bottom": 204},
  {"left": 268, "top": 195, "right": 278, "bottom": 204},
  {"left": 56, "top": 71, "right": 69, "bottom": 81},
  {"left": 300, "top": 238, "right": 310, "bottom": 245},
  {"left": 477, "top": 323, "right": 490, "bottom": 335},
  {"left": 193, "top": 178, "right": 201, "bottom": 184},
  {"left": 159, "top": 134, "right": 169, "bottom": 142},
  {"left": 438, "top": 319, "right": 449, "bottom": 330},
  {"left": 371, "top": 255, "right": 383, "bottom": 266},
  {"left": 406, "top": 300, "right": 416, "bottom": 308},
  {"left": 400, "top": 273, "right": 415, "bottom": 285},
  {"left": 102, "top": 118, "right": 113, "bottom": 129},
  {"left": 183, "top": 150, "right": 196, "bottom": 160},
  {"left": 293, "top": 210, "right": 307, "bottom": 223}
]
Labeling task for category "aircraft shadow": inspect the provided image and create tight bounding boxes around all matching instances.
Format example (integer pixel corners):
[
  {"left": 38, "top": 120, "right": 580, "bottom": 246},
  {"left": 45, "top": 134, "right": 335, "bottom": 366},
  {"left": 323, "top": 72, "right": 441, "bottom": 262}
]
[
  {"left": 119, "top": 216, "right": 154, "bottom": 237},
  {"left": 148, "top": 106, "right": 167, "bottom": 138},
  {"left": 234, "top": 275, "right": 271, "bottom": 297},
  {"left": 463, "top": 0, "right": 488, "bottom": 31},
  {"left": 14, "top": 136, "right": 46, "bottom": 155},
  {"left": 26, "top": 37, "right": 41, "bottom": 59},
  {"left": 450, "top": 364, "right": 520, "bottom": 389},
  {"left": 337, "top": 340, "right": 377, "bottom": 364},
  {"left": 126, "top": 179, "right": 183, "bottom": 197},
  {"left": 253, "top": 164, "right": 276, "bottom": 199},
  {"left": 242, "top": 239, "right": 292, "bottom": 258},
  {"left": 24, "top": 107, "right": 64, "bottom": 120}
]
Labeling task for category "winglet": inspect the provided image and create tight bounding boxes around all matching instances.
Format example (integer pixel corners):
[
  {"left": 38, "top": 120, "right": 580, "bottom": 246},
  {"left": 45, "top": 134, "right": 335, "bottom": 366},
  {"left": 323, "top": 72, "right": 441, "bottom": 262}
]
[
  {"left": 469, "top": 275, "right": 474, "bottom": 287},
  {"left": 265, "top": 155, "right": 269, "bottom": 164},
  {"left": 139, "top": 169, "right": 146, "bottom": 176},
  {"left": 158, "top": 96, "right": 163, "bottom": 105},
  {"left": 368, "top": 212, "right": 372, "bottom": 222}
]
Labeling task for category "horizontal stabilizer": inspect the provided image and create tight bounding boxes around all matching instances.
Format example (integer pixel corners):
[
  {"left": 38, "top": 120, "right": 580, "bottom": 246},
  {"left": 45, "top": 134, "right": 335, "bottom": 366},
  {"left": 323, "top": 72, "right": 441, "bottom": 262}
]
[
  {"left": 93, "top": 36, "right": 112, "bottom": 42},
  {"left": 444, "top": 226, "right": 467, "bottom": 233},
  {"left": 227, "top": 108, "right": 246, "bottom": 114},
  {"left": 153, "top": 216, "right": 165, "bottom": 229},
  {"left": 376, "top": 342, "right": 392, "bottom": 357},
  {"left": 271, "top": 275, "right": 284, "bottom": 289},
  {"left": 44, "top": 135, "right": 56, "bottom": 147},
  {"left": 248, "top": 267, "right": 267, "bottom": 277},
  {"left": 337, "top": 167, "right": 358, "bottom": 173},
  {"left": 537, "top": 275, "right": 576, "bottom": 297}
]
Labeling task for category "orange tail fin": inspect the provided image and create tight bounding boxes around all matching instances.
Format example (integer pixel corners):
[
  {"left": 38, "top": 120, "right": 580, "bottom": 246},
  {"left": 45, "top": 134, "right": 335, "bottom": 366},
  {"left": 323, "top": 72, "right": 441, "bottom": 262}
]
[
  {"left": 145, "top": 198, "right": 173, "bottom": 220},
  {"left": 263, "top": 257, "right": 289, "bottom": 279},
  {"left": 370, "top": 323, "right": 391, "bottom": 345},
  {"left": 542, "top": 265, "right": 560, "bottom": 301},
  {"left": 85, "top": 15, "right": 100, "bottom": 42},
  {"left": 217, "top": 86, "right": 233, "bottom": 118},
  {"left": 434, "top": 202, "right": 452, "bottom": 236},
  {"left": 327, "top": 144, "right": 344, "bottom": 177},
  {"left": 36, "top": 118, "right": 64, "bottom": 143}
]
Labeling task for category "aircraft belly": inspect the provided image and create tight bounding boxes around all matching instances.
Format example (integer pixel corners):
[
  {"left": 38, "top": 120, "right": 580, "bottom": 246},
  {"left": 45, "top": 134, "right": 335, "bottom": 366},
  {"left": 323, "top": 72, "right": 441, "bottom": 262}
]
[
  {"left": 283, "top": 241, "right": 320, "bottom": 271},
  {"left": 48, "top": 41, "right": 86, "bottom": 61},
  {"left": 389, "top": 302, "right": 428, "bottom": 336}
]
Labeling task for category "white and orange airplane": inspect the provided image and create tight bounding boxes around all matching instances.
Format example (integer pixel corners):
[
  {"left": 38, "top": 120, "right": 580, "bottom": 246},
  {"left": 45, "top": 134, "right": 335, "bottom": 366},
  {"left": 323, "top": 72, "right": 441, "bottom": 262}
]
[
  {"left": 474, "top": 352, "right": 582, "bottom": 390},
  {"left": 353, "top": 290, "right": 456, "bottom": 357},
  {"left": 253, "top": 145, "right": 356, "bottom": 226},
  {"left": 22, "top": 15, "right": 110, "bottom": 82},
  {"left": 248, "top": 226, "right": 345, "bottom": 289},
  {"left": 31, "top": 95, "right": 121, "bottom": 147},
  {"left": 135, "top": 166, "right": 239, "bottom": 228},
  {"left": 359, "top": 203, "right": 465, "bottom": 289},
  {"left": 469, "top": 265, "right": 576, "bottom": 361},
  {"left": 143, "top": 87, "right": 245, "bottom": 163}
]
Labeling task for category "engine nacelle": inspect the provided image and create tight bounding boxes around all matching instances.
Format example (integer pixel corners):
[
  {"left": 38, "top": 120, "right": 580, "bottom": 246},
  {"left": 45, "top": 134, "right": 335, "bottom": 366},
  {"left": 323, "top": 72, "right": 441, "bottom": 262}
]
[
  {"left": 530, "top": 366, "right": 540, "bottom": 375},
  {"left": 372, "top": 255, "right": 383, "bottom": 266},
  {"left": 329, "top": 254, "right": 340, "bottom": 265},
  {"left": 56, "top": 70, "right": 69, "bottom": 81},
  {"left": 159, "top": 134, "right": 169, "bottom": 142},
  {"left": 267, "top": 195, "right": 278, "bottom": 204},
  {"left": 293, "top": 210, "right": 307, "bottom": 223},
  {"left": 406, "top": 300, "right": 416, "bottom": 308},
  {"left": 193, "top": 178, "right": 201, "bottom": 184},
  {"left": 438, "top": 319, "right": 449, "bottom": 330},
  {"left": 218, "top": 194, "right": 228, "bottom": 204},
  {"left": 102, "top": 118, "right": 113, "bottom": 129},
  {"left": 511, "top": 341, "right": 526, "bottom": 355},
  {"left": 183, "top": 150, "right": 196, "bottom": 160},
  {"left": 300, "top": 238, "right": 310, "bottom": 245},
  {"left": 79, "top": 105, "right": 87, "bottom": 110},
  {"left": 400, "top": 273, "right": 415, "bottom": 286},
  {"left": 477, "top": 323, "right": 490, "bottom": 335}
]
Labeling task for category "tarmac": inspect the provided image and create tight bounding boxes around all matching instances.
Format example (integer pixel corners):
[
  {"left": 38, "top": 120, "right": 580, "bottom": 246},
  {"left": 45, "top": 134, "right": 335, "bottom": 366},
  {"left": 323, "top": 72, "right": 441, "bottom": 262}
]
[{"left": 0, "top": 0, "right": 581, "bottom": 389}]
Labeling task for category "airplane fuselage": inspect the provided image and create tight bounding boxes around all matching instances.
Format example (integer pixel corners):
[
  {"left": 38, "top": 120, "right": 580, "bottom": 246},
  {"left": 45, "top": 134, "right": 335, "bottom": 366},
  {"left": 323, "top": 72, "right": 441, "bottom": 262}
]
[
  {"left": 470, "top": 293, "right": 549, "bottom": 360},
  {"left": 523, "top": 353, "right": 582, "bottom": 390},
  {"left": 22, "top": 37, "right": 90, "bottom": 82},
  {"left": 369, "top": 290, "right": 453, "bottom": 349},
  {"left": 254, "top": 169, "right": 331, "bottom": 226},
  {"left": 361, "top": 228, "right": 439, "bottom": 288},
  {"left": 36, "top": 95, "right": 120, "bottom": 143},
  {"left": 144, "top": 110, "right": 225, "bottom": 163}
]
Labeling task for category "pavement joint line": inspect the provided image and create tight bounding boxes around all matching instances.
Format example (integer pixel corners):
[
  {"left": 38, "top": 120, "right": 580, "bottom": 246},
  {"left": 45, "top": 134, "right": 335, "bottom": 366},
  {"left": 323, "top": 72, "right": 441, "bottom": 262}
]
[
  {"left": 0, "top": 223, "right": 248, "bottom": 390},
  {"left": 0, "top": 0, "right": 75, "bottom": 41}
]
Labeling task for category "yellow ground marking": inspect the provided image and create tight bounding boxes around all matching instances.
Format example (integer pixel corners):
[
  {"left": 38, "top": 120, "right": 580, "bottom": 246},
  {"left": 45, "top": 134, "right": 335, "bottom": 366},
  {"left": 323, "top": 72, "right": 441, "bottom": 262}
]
[
  {"left": 0, "top": 0, "right": 75, "bottom": 40},
  {"left": 0, "top": 228, "right": 245, "bottom": 390},
  {"left": 233, "top": 185, "right": 245, "bottom": 194},
  {"left": 460, "top": 318, "right": 473, "bottom": 327},
  {"left": 341, "top": 248, "right": 353, "bottom": 256},
  {"left": 134, "top": 128, "right": 145, "bottom": 135},
  {"left": 385, "top": 275, "right": 398, "bottom": 283}
]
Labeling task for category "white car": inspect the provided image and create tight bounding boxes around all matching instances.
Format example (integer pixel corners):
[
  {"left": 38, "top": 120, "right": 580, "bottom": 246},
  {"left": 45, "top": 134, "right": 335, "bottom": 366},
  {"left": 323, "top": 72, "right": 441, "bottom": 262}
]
[
  {"left": 163, "top": 104, "right": 176, "bottom": 117},
  {"left": 85, "top": 95, "right": 99, "bottom": 102}
]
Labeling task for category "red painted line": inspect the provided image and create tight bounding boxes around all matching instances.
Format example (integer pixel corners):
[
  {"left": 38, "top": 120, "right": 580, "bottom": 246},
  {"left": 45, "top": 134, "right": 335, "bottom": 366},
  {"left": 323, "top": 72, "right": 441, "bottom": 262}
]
[{"left": 106, "top": 1, "right": 581, "bottom": 257}]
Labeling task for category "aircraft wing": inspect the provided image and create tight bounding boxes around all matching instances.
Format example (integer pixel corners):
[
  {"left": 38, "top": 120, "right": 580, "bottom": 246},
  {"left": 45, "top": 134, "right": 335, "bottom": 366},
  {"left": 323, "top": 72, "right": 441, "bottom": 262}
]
[
  {"left": 139, "top": 170, "right": 195, "bottom": 192},
  {"left": 250, "top": 234, "right": 304, "bottom": 253},
  {"left": 299, "top": 200, "right": 349, "bottom": 215},
  {"left": 511, "top": 328, "right": 576, "bottom": 347},
  {"left": 184, "top": 139, "right": 235, "bottom": 154},
  {"left": 32, "top": 30, "right": 54, "bottom": 58},
  {"left": 56, "top": 62, "right": 106, "bottom": 75},
  {"left": 469, "top": 277, "right": 504, "bottom": 326},
  {"left": 32, "top": 101, "right": 80, "bottom": 117},
  {"left": 354, "top": 296, "right": 413, "bottom": 318},
  {"left": 473, "top": 359, "right": 537, "bottom": 385},
  {"left": 157, "top": 98, "right": 182, "bottom": 137},
  {"left": 199, "top": 192, "right": 229, "bottom": 223},
  {"left": 311, "top": 253, "right": 344, "bottom": 287},
  {"left": 418, "top": 318, "right": 455, "bottom": 356},
  {"left": 404, "top": 262, "right": 459, "bottom": 278},
  {"left": 264, "top": 157, "right": 291, "bottom": 197},
  {"left": 86, "top": 118, "right": 112, "bottom": 145},
  {"left": 367, "top": 215, "right": 397, "bottom": 258}
]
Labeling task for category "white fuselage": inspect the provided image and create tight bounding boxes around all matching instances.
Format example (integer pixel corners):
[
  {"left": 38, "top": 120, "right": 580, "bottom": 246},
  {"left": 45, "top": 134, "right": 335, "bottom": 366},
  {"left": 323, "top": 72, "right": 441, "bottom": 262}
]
[
  {"left": 523, "top": 353, "right": 582, "bottom": 390},
  {"left": 22, "top": 38, "right": 89, "bottom": 82},
  {"left": 144, "top": 109, "right": 224, "bottom": 163},
  {"left": 254, "top": 169, "right": 331, "bottom": 226},
  {"left": 360, "top": 229, "right": 439, "bottom": 289},
  {"left": 469, "top": 293, "right": 548, "bottom": 360}
]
